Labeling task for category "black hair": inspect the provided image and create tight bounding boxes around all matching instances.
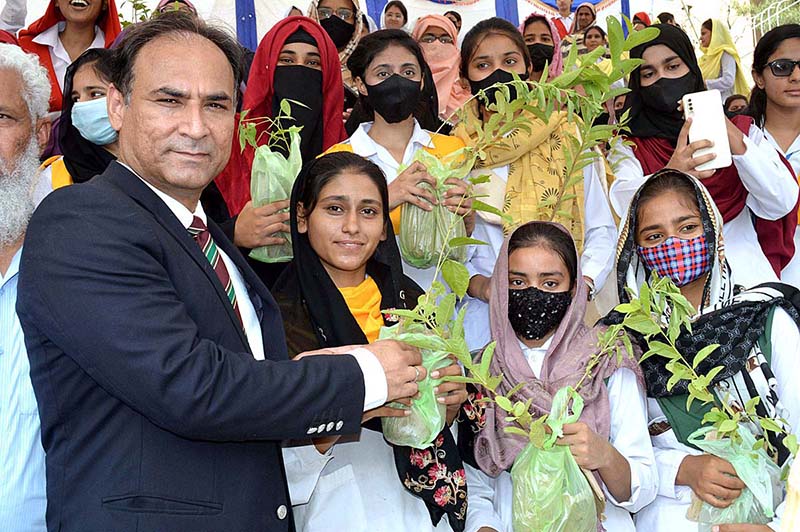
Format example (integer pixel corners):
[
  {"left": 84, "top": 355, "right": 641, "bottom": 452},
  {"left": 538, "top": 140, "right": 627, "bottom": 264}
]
[
  {"left": 749, "top": 24, "right": 800, "bottom": 126},
  {"left": 584, "top": 26, "right": 607, "bottom": 41},
  {"left": 522, "top": 14, "right": 550, "bottom": 35},
  {"left": 384, "top": 1, "right": 408, "bottom": 25},
  {"left": 508, "top": 222, "right": 578, "bottom": 288},
  {"left": 444, "top": 11, "right": 461, "bottom": 25},
  {"left": 460, "top": 17, "right": 531, "bottom": 79},
  {"left": 724, "top": 93, "right": 748, "bottom": 109},
  {"left": 634, "top": 170, "right": 699, "bottom": 226},
  {"left": 106, "top": 11, "right": 243, "bottom": 104},
  {"left": 702, "top": 19, "right": 713, "bottom": 32},
  {"left": 657, "top": 12, "right": 675, "bottom": 24},
  {"left": 69, "top": 48, "right": 113, "bottom": 87},
  {"left": 345, "top": 29, "right": 442, "bottom": 132},
  {"left": 296, "top": 152, "right": 390, "bottom": 226}
]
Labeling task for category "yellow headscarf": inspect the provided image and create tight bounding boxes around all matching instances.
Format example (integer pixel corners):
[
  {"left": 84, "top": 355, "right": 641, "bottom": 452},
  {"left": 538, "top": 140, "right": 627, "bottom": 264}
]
[{"left": 699, "top": 19, "right": 750, "bottom": 97}]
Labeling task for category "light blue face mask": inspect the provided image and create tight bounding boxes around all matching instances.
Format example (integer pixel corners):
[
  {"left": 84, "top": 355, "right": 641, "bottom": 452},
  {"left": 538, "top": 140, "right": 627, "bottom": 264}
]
[{"left": 71, "top": 97, "right": 118, "bottom": 146}]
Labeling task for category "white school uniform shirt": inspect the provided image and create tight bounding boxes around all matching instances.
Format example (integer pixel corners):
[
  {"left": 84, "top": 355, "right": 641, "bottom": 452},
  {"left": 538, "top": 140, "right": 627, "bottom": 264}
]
[
  {"left": 461, "top": 160, "right": 618, "bottom": 351},
  {"left": 32, "top": 22, "right": 105, "bottom": 94},
  {"left": 607, "top": 126, "right": 800, "bottom": 289},
  {"left": 339, "top": 120, "right": 478, "bottom": 290},
  {"left": 634, "top": 307, "right": 800, "bottom": 532},
  {"left": 705, "top": 52, "right": 738, "bottom": 102},
  {"left": 464, "top": 337, "right": 658, "bottom": 532},
  {"left": 764, "top": 129, "right": 800, "bottom": 287}
]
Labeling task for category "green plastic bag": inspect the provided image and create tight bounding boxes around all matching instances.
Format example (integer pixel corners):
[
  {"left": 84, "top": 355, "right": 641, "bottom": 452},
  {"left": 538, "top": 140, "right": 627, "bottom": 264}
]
[
  {"left": 511, "top": 386, "right": 598, "bottom": 532},
  {"left": 398, "top": 150, "right": 469, "bottom": 269},
  {"left": 686, "top": 425, "right": 782, "bottom": 531},
  {"left": 248, "top": 127, "right": 302, "bottom": 263},
  {"left": 378, "top": 322, "right": 453, "bottom": 449}
]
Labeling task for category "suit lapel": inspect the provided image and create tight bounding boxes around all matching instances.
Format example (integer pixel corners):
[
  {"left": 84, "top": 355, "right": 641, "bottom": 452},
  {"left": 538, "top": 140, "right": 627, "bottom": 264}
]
[{"left": 103, "top": 162, "right": 249, "bottom": 348}]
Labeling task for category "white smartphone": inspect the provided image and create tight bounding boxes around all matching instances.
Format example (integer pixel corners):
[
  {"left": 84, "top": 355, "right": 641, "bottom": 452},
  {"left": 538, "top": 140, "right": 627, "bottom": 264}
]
[{"left": 681, "top": 89, "right": 732, "bottom": 172}]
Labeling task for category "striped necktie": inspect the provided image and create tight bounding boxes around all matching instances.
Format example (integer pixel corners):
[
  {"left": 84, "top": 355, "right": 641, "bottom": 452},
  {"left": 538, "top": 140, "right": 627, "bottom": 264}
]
[{"left": 187, "top": 216, "right": 243, "bottom": 327}]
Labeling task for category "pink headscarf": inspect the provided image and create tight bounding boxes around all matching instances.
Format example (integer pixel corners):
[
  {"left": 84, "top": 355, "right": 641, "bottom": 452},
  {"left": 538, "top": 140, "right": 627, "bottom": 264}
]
[
  {"left": 474, "top": 222, "right": 642, "bottom": 479},
  {"left": 412, "top": 14, "right": 470, "bottom": 121},
  {"left": 519, "top": 13, "right": 564, "bottom": 80}
]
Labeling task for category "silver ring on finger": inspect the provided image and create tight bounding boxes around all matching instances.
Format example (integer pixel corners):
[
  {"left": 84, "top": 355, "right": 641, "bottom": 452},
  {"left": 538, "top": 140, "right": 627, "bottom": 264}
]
[{"left": 414, "top": 366, "right": 421, "bottom": 382}]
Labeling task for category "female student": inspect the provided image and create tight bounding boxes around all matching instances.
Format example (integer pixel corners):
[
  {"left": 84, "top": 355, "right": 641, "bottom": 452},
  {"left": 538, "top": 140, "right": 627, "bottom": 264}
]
[
  {"left": 610, "top": 169, "right": 800, "bottom": 532},
  {"left": 37, "top": 48, "right": 117, "bottom": 202},
  {"left": 309, "top": 0, "right": 366, "bottom": 110},
  {"left": 454, "top": 17, "right": 616, "bottom": 348},
  {"left": 274, "top": 152, "right": 469, "bottom": 532},
  {"left": 381, "top": 0, "right": 408, "bottom": 32},
  {"left": 464, "top": 221, "right": 657, "bottom": 531},
  {"left": 18, "top": 0, "right": 121, "bottom": 112},
  {"left": 412, "top": 14, "right": 470, "bottom": 123},
  {"left": 326, "top": 29, "right": 473, "bottom": 290},
  {"left": 561, "top": 2, "right": 597, "bottom": 57},
  {"left": 608, "top": 23, "right": 798, "bottom": 289},
  {"left": 213, "top": 16, "right": 346, "bottom": 286},
  {"left": 749, "top": 24, "right": 800, "bottom": 286},
  {"left": 699, "top": 19, "right": 749, "bottom": 102},
  {"left": 520, "top": 13, "right": 564, "bottom": 80}
]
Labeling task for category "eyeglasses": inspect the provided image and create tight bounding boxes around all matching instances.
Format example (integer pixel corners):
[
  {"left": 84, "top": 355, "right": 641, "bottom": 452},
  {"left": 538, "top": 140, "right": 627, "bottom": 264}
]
[
  {"left": 766, "top": 59, "right": 800, "bottom": 77},
  {"left": 419, "top": 34, "right": 454, "bottom": 45},
  {"left": 317, "top": 7, "right": 354, "bottom": 21}
]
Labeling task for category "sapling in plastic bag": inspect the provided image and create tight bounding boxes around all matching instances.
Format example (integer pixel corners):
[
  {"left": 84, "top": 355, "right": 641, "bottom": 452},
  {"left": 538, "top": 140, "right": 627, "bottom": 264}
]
[
  {"left": 686, "top": 425, "right": 782, "bottom": 531},
  {"left": 511, "top": 386, "right": 597, "bottom": 532},
  {"left": 398, "top": 149, "right": 469, "bottom": 269},
  {"left": 378, "top": 322, "right": 453, "bottom": 449},
  {"left": 238, "top": 101, "right": 304, "bottom": 264}
]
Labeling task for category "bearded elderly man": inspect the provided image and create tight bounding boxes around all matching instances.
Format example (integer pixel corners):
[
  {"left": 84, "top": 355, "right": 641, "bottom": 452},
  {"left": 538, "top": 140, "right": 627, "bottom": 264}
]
[
  {"left": 16, "top": 12, "right": 427, "bottom": 532},
  {"left": 0, "top": 44, "right": 52, "bottom": 532}
]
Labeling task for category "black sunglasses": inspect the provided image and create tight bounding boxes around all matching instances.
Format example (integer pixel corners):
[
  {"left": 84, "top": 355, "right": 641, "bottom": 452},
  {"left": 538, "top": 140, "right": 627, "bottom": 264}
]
[{"left": 766, "top": 59, "right": 800, "bottom": 77}]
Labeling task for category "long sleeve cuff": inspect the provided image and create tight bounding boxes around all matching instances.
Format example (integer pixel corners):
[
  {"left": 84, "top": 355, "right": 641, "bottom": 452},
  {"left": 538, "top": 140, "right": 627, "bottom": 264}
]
[
  {"left": 604, "top": 458, "right": 642, "bottom": 509},
  {"left": 350, "top": 347, "right": 388, "bottom": 411},
  {"left": 655, "top": 448, "right": 691, "bottom": 499}
]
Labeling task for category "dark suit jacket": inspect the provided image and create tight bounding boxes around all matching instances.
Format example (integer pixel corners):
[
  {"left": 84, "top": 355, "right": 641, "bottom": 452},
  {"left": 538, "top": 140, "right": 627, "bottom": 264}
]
[{"left": 17, "top": 162, "right": 366, "bottom": 532}]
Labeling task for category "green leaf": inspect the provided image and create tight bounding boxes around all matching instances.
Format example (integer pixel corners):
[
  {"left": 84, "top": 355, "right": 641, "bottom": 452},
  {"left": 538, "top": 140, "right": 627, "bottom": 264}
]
[
  {"left": 478, "top": 342, "right": 496, "bottom": 382},
  {"left": 623, "top": 314, "right": 662, "bottom": 336},
  {"left": 472, "top": 199, "right": 513, "bottom": 223},
  {"left": 468, "top": 174, "right": 491, "bottom": 185},
  {"left": 496, "top": 395, "right": 513, "bottom": 412},
  {"left": 512, "top": 401, "right": 527, "bottom": 417},
  {"left": 448, "top": 237, "right": 487, "bottom": 248},
  {"left": 504, "top": 426, "right": 529, "bottom": 438},
  {"left": 623, "top": 26, "right": 660, "bottom": 52},
  {"left": 442, "top": 375, "right": 476, "bottom": 384},
  {"left": 784, "top": 433, "right": 798, "bottom": 457},
  {"left": 760, "top": 417, "right": 783, "bottom": 434},
  {"left": 441, "top": 259, "right": 470, "bottom": 298},
  {"left": 745, "top": 396, "right": 761, "bottom": 416},
  {"left": 692, "top": 344, "right": 719, "bottom": 368},
  {"left": 718, "top": 419, "right": 738, "bottom": 433}
]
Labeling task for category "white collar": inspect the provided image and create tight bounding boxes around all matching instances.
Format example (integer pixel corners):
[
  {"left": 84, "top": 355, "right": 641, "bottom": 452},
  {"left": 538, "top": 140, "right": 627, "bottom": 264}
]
[
  {"left": 348, "top": 119, "right": 432, "bottom": 161},
  {"left": 118, "top": 161, "right": 207, "bottom": 229},
  {"left": 764, "top": 127, "right": 800, "bottom": 159},
  {"left": 0, "top": 246, "right": 22, "bottom": 287},
  {"left": 32, "top": 21, "right": 105, "bottom": 49},
  {"left": 517, "top": 335, "right": 554, "bottom": 354}
]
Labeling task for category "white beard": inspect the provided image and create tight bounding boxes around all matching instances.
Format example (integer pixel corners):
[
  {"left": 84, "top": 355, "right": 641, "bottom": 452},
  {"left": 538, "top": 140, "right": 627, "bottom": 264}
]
[{"left": 0, "top": 136, "right": 40, "bottom": 248}]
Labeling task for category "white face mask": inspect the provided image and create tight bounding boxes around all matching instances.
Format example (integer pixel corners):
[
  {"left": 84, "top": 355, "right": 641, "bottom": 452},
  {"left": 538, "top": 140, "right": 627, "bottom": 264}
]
[{"left": 71, "top": 97, "right": 119, "bottom": 146}]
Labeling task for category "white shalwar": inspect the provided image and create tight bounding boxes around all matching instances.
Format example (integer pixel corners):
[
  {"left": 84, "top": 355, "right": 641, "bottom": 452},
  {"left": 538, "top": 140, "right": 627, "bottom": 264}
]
[
  {"left": 607, "top": 126, "right": 799, "bottom": 290},
  {"left": 764, "top": 129, "right": 800, "bottom": 288},
  {"left": 462, "top": 160, "right": 617, "bottom": 351},
  {"left": 464, "top": 338, "right": 658, "bottom": 532},
  {"left": 634, "top": 307, "right": 800, "bottom": 532},
  {"left": 285, "top": 427, "right": 459, "bottom": 532}
]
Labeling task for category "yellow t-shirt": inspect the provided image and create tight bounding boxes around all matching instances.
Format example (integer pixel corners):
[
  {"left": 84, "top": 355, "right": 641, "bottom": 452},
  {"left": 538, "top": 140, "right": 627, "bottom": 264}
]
[{"left": 338, "top": 276, "right": 384, "bottom": 343}]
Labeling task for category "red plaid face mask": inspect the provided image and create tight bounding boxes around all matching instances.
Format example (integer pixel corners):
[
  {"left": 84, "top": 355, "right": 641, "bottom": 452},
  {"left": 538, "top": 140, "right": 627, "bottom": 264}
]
[{"left": 636, "top": 234, "right": 711, "bottom": 287}]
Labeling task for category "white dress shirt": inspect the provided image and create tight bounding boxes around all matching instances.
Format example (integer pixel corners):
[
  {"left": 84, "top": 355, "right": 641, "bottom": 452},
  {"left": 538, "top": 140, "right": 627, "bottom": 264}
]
[
  {"left": 634, "top": 307, "right": 800, "bottom": 532},
  {"left": 130, "top": 169, "right": 388, "bottom": 410},
  {"left": 31, "top": 22, "right": 105, "bottom": 93},
  {"left": 607, "top": 126, "right": 800, "bottom": 289},
  {"left": 464, "top": 337, "right": 658, "bottom": 532},
  {"left": 764, "top": 129, "right": 800, "bottom": 287}
]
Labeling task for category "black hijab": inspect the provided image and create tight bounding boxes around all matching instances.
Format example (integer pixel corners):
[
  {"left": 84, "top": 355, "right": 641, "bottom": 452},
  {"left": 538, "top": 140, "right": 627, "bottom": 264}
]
[
  {"left": 626, "top": 24, "right": 705, "bottom": 141},
  {"left": 59, "top": 48, "right": 117, "bottom": 183},
  {"left": 273, "top": 153, "right": 467, "bottom": 531}
]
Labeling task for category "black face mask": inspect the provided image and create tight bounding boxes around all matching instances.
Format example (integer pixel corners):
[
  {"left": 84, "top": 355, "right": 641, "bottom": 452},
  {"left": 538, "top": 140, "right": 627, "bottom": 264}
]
[
  {"left": 508, "top": 287, "right": 572, "bottom": 341},
  {"left": 725, "top": 106, "right": 748, "bottom": 119},
  {"left": 365, "top": 74, "right": 421, "bottom": 124},
  {"left": 640, "top": 72, "right": 698, "bottom": 114},
  {"left": 272, "top": 65, "right": 324, "bottom": 161},
  {"left": 320, "top": 15, "right": 355, "bottom": 49},
  {"left": 527, "top": 43, "right": 554, "bottom": 74},
  {"left": 469, "top": 68, "right": 525, "bottom": 107}
]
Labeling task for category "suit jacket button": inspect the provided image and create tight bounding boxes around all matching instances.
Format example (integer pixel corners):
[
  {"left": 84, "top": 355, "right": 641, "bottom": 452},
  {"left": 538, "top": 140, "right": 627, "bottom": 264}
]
[
  {"left": 325, "top": 421, "right": 334, "bottom": 432},
  {"left": 335, "top": 420, "right": 344, "bottom": 430},
  {"left": 307, "top": 426, "right": 317, "bottom": 435},
  {"left": 317, "top": 423, "right": 326, "bottom": 433},
  {"left": 277, "top": 504, "right": 287, "bottom": 520}
]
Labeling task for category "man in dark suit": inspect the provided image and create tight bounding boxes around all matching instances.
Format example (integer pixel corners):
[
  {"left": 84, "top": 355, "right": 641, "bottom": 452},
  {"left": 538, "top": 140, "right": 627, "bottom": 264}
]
[{"left": 17, "top": 13, "right": 425, "bottom": 532}]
